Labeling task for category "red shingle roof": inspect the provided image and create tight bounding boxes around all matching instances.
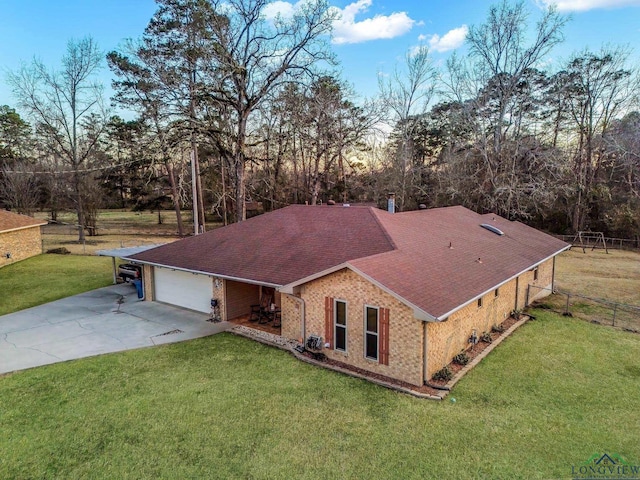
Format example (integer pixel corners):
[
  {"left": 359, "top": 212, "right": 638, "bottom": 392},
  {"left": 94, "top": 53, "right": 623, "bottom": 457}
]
[
  {"left": 131, "top": 204, "right": 569, "bottom": 319},
  {"left": 130, "top": 205, "right": 395, "bottom": 286},
  {"left": 349, "top": 206, "right": 568, "bottom": 318},
  {"left": 0, "top": 210, "right": 47, "bottom": 233}
]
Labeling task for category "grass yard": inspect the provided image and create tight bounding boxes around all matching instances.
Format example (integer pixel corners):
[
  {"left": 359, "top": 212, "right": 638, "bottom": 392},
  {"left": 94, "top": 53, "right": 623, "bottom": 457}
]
[
  {"left": 36, "top": 210, "right": 222, "bottom": 255},
  {"left": 0, "top": 254, "right": 112, "bottom": 315},
  {"left": 37, "top": 209, "right": 186, "bottom": 255},
  {"left": 554, "top": 248, "right": 640, "bottom": 305},
  {"left": 1, "top": 309, "right": 639, "bottom": 479},
  {"left": 541, "top": 249, "right": 640, "bottom": 331}
]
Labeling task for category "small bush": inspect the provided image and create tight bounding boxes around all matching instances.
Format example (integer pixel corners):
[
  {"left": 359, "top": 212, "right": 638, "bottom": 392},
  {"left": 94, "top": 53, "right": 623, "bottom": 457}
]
[
  {"left": 432, "top": 366, "right": 453, "bottom": 382},
  {"left": 480, "top": 332, "right": 493, "bottom": 343},
  {"left": 453, "top": 352, "right": 470, "bottom": 366},
  {"left": 491, "top": 324, "right": 505, "bottom": 334},
  {"left": 46, "top": 247, "right": 71, "bottom": 255}
]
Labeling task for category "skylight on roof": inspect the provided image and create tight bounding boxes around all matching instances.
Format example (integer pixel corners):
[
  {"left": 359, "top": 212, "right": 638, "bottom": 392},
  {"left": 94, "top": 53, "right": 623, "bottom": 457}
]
[{"left": 480, "top": 223, "right": 504, "bottom": 236}]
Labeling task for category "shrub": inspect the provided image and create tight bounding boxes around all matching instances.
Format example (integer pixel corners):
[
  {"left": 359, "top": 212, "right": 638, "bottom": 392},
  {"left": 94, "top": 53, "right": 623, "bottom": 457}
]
[
  {"left": 480, "top": 332, "right": 493, "bottom": 343},
  {"left": 453, "top": 352, "right": 470, "bottom": 366},
  {"left": 432, "top": 366, "right": 453, "bottom": 382},
  {"left": 46, "top": 247, "right": 70, "bottom": 255},
  {"left": 491, "top": 324, "right": 505, "bottom": 334}
]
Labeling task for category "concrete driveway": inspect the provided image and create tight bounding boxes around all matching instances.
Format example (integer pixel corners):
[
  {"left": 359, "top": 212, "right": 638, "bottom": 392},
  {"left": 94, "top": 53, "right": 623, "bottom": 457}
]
[{"left": 0, "top": 284, "right": 230, "bottom": 375}]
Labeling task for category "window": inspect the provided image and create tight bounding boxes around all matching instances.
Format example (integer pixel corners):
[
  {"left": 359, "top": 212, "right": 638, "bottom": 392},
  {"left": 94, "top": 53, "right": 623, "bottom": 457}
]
[
  {"left": 365, "top": 306, "right": 379, "bottom": 360},
  {"left": 477, "top": 297, "right": 483, "bottom": 308},
  {"left": 334, "top": 300, "right": 347, "bottom": 352},
  {"left": 533, "top": 267, "right": 539, "bottom": 281}
]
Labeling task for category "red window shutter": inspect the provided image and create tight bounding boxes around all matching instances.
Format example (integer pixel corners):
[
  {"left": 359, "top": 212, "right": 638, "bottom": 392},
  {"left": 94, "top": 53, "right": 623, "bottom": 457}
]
[
  {"left": 324, "top": 297, "right": 334, "bottom": 348},
  {"left": 379, "top": 308, "right": 390, "bottom": 365}
]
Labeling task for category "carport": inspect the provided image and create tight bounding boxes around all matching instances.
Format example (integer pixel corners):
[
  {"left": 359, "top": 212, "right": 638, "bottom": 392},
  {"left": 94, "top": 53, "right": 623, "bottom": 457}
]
[{"left": 96, "top": 245, "right": 165, "bottom": 285}]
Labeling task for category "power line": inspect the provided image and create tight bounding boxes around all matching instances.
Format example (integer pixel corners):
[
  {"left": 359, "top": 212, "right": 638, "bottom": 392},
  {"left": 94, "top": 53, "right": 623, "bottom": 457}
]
[{"left": 3, "top": 157, "right": 151, "bottom": 175}]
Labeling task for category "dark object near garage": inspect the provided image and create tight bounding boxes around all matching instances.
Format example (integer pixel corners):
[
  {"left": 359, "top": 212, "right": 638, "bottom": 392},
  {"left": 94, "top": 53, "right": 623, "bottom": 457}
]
[
  {"left": 118, "top": 263, "right": 142, "bottom": 282},
  {"left": 132, "top": 279, "right": 144, "bottom": 298}
]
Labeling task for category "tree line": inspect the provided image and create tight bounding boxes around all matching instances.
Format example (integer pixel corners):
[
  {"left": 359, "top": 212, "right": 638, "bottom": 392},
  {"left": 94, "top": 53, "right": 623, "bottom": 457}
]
[{"left": 1, "top": 0, "right": 638, "bottom": 241}]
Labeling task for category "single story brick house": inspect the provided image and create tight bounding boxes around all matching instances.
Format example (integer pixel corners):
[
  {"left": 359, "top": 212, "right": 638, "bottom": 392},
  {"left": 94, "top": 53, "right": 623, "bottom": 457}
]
[
  {"left": 0, "top": 210, "right": 47, "bottom": 268},
  {"left": 129, "top": 204, "right": 569, "bottom": 386}
]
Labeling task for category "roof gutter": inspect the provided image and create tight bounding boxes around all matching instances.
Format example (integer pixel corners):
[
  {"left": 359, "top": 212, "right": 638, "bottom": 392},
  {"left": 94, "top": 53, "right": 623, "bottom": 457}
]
[
  {"left": 1, "top": 222, "right": 47, "bottom": 234},
  {"left": 121, "top": 258, "right": 282, "bottom": 289},
  {"left": 279, "top": 263, "right": 350, "bottom": 294},
  {"left": 435, "top": 244, "right": 571, "bottom": 321}
]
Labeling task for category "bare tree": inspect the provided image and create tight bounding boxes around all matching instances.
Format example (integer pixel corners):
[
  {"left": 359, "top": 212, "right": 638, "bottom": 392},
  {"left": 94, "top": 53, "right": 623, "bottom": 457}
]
[
  {"left": 0, "top": 162, "right": 39, "bottom": 215},
  {"left": 563, "top": 46, "right": 638, "bottom": 230},
  {"left": 8, "top": 37, "right": 107, "bottom": 241},
  {"left": 465, "top": 1, "right": 566, "bottom": 155},
  {"left": 379, "top": 45, "right": 437, "bottom": 211},
  {"left": 204, "top": 0, "right": 335, "bottom": 221},
  {"left": 440, "top": 1, "right": 567, "bottom": 219}
]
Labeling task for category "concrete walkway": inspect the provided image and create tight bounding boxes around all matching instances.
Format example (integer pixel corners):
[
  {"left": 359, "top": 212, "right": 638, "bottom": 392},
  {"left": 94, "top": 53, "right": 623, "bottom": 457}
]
[{"left": 0, "top": 284, "right": 231, "bottom": 375}]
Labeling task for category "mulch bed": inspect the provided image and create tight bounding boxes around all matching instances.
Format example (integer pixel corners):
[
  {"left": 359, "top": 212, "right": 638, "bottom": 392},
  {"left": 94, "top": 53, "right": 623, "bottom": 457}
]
[
  {"left": 299, "top": 315, "right": 522, "bottom": 396},
  {"left": 428, "top": 315, "right": 519, "bottom": 388},
  {"left": 318, "top": 356, "right": 444, "bottom": 397}
]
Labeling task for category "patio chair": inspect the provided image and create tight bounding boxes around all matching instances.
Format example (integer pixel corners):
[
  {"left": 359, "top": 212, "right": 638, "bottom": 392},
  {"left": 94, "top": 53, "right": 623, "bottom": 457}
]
[{"left": 250, "top": 291, "right": 273, "bottom": 322}]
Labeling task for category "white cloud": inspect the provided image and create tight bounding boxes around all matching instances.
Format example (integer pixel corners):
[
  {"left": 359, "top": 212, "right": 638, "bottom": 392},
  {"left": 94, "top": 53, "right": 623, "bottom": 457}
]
[
  {"left": 263, "top": 1, "right": 296, "bottom": 20},
  {"left": 427, "top": 25, "right": 468, "bottom": 53},
  {"left": 331, "top": 0, "right": 416, "bottom": 44},
  {"left": 536, "top": 0, "right": 640, "bottom": 11},
  {"left": 262, "top": 0, "right": 303, "bottom": 20}
]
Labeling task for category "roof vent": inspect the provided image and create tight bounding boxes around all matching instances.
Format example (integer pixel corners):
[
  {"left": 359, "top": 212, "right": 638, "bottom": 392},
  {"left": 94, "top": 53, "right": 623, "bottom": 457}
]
[
  {"left": 480, "top": 223, "right": 504, "bottom": 236},
  {"left": 342, "top": 203, "right": 350, "bottom": 207}
]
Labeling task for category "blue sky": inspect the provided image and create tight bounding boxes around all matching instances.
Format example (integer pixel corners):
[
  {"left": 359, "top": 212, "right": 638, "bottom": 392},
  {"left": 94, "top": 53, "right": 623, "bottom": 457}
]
[{"left": 1, "top": 0, "right": 639, "bottom": 113}]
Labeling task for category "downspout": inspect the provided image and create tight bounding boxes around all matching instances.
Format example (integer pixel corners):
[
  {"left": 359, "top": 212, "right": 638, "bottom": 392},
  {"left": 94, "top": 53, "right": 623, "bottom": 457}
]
[
  {"left": 423, "top": 321, "right": 428, "bottom": 384},
  {"left": 551, "top": 257, "right": 557, "bottom": 292},
  {"left": 514, "top": 276, "right": 520, "bottom": 311}
]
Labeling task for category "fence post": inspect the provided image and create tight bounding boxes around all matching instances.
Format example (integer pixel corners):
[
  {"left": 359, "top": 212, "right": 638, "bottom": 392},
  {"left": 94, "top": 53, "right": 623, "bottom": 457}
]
[
  {"left": 612, "top": 304, "right": 617, "bottom": 327},
  {"left": 565, "top": 294, "right": 571, "bottom": 315}
]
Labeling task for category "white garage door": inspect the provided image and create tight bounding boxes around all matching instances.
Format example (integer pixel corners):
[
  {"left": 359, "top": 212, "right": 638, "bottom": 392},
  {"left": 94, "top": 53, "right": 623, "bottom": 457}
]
[{"left": 154, "top": 267, "right": 212, "bottom": 313}]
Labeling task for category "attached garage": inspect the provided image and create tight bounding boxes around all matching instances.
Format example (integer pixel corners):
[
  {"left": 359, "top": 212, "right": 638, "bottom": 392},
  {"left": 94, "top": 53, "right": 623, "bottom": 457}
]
[{"left": 154, "top": 267, "right": 212, "bottom": 313}]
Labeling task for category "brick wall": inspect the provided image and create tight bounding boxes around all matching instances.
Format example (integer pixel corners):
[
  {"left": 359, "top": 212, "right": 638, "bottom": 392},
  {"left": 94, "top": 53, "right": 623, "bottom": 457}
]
[
  {"left": 0, "top": 227, "right": 42, "bottom": 268},
  {"left": 285, "top": 268, "right": 424, "bottom": 386},
  {"left": 213, "top": 277, "right": 225, "bottom": 321},
  {"left": 281, "top": 293, "right": 302, "bottom": 341},
  {"left": 142, "top": 264, "right": 154, "bottom": 300},
  {"left": 426, "top": 278, "right": 517, "bottom": 379},
  {"left": 517, "top": 258, "right": 555, "bottom": 308}
]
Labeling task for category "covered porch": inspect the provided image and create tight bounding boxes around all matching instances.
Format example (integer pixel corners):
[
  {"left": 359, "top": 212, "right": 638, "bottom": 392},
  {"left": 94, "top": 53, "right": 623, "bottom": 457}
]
[{"left": 224, "top": 280, "right": 281, "bottom": 336}]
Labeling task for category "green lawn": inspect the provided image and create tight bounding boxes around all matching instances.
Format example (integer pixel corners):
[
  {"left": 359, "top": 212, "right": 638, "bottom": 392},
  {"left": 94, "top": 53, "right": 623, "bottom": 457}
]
[
  {"left": 0, "top": 254, "right": 112, "bottom": 315},
  {"left": 1, "top": 310, "right": 639, "bottom": 479}
]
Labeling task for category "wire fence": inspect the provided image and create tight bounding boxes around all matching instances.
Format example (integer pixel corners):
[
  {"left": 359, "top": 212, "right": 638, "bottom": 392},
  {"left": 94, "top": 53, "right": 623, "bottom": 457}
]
[{"left": 528, "top": 284, "right": 640, "bottom": 333}]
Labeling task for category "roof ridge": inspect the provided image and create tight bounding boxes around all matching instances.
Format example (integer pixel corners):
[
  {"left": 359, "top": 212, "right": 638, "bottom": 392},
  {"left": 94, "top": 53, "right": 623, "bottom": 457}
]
[{"left": 367, "top": 207, "right": 398, "bottom": 251}]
